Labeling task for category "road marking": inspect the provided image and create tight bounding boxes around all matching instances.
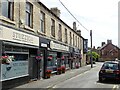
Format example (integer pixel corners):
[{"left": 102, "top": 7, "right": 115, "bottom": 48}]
[
  {"left": 112, "top": 85, "right": 119, "bottom": 90},
  {"left": 47, "top": 86, "right": 53, "bottom": 88},
  {"left": 82, "top": 70, "right": 90, "bottom": 74}
]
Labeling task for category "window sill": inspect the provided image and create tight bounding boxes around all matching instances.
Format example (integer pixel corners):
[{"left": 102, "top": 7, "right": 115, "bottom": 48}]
[
  {"left": 50, "top": 35, "right": 55, "bottom": 39},
  {"left": 37, "top": 30, "right": 46, "bottom": 36},
  {"left": 0, "top": 16, "right": 16, "bottom": 25},
  {"left": 24, "top": 25, "right": 34, "bottom": 32}
]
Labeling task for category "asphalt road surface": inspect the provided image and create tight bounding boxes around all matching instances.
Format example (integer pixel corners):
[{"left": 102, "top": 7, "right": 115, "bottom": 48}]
[{"left": 52, "top": 63, "right": 120, "bottom": 89}]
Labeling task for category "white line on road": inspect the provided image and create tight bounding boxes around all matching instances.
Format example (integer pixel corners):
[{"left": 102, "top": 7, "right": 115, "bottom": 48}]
[{"left": 112, "top": 85, "right": 119, "bottom": 90}]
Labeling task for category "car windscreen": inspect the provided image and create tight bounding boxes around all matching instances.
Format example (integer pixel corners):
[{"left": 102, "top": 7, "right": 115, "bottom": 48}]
[{"left": 102, "top": 63, "right": 118, "bottom": 70}]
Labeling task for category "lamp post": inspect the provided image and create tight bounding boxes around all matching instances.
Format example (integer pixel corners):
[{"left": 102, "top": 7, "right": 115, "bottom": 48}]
[{"left": 90, "top": 30, "right": 93, "bottom": 68}]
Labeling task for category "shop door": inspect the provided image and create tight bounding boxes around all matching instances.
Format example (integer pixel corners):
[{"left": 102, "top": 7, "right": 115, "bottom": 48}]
[{"left": 29, "top": 55, "right": 38, "bottom": 80}]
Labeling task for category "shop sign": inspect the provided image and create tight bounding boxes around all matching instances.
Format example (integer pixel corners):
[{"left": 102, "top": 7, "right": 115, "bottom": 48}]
[
  {"left": 50, "top": 41, "right": 69, "bottom": 51},
  {"left": 1, "top": 26, "right": 39, "bottom": 46},
  {"left": 1, "top": 61, "right": 28, "bottom": 81},
  {"left": 41, "top": 43, "right": 47, "bottom": 47}
]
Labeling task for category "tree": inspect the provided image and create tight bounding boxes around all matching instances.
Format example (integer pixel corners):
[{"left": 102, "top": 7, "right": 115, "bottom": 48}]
[{"left": 87, "top": 51, "right": 100, "bottom": 61}]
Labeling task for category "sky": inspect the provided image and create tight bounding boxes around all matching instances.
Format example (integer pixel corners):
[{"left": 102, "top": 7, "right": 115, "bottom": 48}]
[{"left": 40, "top": 0, "right": 119, "bottom": 48}]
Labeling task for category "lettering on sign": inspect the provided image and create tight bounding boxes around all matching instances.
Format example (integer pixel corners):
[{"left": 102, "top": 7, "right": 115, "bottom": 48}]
[
  {"left": 41, "top": 43, "right": 47, "bottom": 47},
  {"left": 13, "top": 32, "right": 33, "bottom": 44},
  {"left": 50, "top": 41, "right": 69, "bottom": 51}
]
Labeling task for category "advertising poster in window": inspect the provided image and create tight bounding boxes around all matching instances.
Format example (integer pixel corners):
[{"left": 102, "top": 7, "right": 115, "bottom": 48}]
[{"left": 1, "top": 61, "right": 28, "bottom": 81}]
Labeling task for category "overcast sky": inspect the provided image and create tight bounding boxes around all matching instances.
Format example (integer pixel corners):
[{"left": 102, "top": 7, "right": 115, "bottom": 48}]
[{"left": 40, "top": 0, "right": 119, "bottom": 48}]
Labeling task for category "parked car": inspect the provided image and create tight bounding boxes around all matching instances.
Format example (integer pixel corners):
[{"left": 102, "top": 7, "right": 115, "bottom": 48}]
[{"left": 99, "top": 60, "right": 120, "bottom": 83}]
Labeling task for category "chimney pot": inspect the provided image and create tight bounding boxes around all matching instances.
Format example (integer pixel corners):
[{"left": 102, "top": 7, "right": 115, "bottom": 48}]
[
  {"left": 50, "top": 7, "right": 61, "bottom": 18},
  {"left": 102, "top": 42, "right": 105, "bottom": 46},
  {"left": 107, "top": 39, "right": 112, "bottom": 44},
  {"left": 73, "top": 22, "right": 76, "bottom": 31}
]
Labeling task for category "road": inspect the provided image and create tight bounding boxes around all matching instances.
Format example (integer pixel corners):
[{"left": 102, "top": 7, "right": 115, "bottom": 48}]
[{"left": 52, "top": 63, "right": 120, "bottom": 89}]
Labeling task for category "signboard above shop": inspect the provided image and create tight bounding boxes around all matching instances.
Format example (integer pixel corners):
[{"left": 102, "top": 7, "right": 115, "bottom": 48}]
[
  {"left": 50, "top": 41, "right": 69, "bottom": 51},
  {"left": 1, "top": 26, "right": 39, "bottom": 47}
]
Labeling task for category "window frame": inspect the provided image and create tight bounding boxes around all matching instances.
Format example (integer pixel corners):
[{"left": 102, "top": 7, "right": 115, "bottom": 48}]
[
  {"left": 73, "top": 34, "right": 74, "bottom": 46},
  {"left": 40, "top": 11, "right": 45, "bottom": 33},
  {"left": 70, "top": 32, "right": 72, "bottom": 45},
  {"left": 51, "top": 19, "right": 55, "bottom": 37},
  {"left": 26, "top": 2, "right": 33, "bottom": 28},
  {"left": 58, "top": 24, "right": 62, "bottom": 41},
  {"left": 2, "top": 0, "right": 14, "bottom": 20},
  {"left": 65, "top": 28, "right": 67, "bottom": 43}
]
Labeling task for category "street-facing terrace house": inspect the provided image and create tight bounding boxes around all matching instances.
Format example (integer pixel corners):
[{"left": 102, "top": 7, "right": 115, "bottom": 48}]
[
  {"left": 0, "top": 0, "right": 88, "bottom": 88},
  {"left": 98, "top": 40, "right": 120, "bottom": 61}
]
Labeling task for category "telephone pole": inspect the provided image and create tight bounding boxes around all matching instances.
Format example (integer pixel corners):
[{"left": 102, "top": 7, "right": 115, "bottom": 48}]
[{"left": 90, "top": 30, "right": 93, "bottom": 68}]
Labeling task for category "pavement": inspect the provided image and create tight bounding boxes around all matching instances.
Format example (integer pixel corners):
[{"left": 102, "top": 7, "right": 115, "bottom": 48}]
[{"left": 14, "top": 64, "right": 96, "bottom": 89}]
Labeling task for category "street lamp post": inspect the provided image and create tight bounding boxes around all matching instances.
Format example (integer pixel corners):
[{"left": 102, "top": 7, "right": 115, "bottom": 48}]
[{"left": 90, "top": 30, "right": 93, "bottom": 68}]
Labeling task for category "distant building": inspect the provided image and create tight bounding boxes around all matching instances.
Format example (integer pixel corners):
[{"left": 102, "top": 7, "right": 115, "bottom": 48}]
[{"left": 98, "top": 40, "right": 120, "bottom": 61}]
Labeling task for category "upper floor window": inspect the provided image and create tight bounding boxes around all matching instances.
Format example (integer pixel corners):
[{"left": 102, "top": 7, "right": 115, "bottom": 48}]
[
  {"left": 58, "top": 24, "right": 62, "bottom": 41},
  {"left": 2, "top": 0, "right": 14, "bottom": 20},
  {"left": 78, "top": 37, "right": 79, "bottom": 48},
  {"left": 51, "top": 19, "right": 55, "bottom": 37},
  {"left": 70, "top": 32, "right": 72, "bottom": 45},
  {"left": 40, "top": 11, "right": 45, "bottom": 33},
  {"left": 73, "top": 34, "right": 75, "bottom": 46},
  {"left": 76, "top": 36, "right": 77, "bottom": 47},
  {"left": 26, "top": 2, "right": 33, "bottom": 28},
  {"left": 65, "top": 28, "right": 67, "bottom": 43}
]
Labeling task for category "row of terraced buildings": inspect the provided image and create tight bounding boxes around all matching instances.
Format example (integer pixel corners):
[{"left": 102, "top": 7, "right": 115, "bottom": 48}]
[{"left": 0, "top": 0, "right": 88, "bottom": 89}]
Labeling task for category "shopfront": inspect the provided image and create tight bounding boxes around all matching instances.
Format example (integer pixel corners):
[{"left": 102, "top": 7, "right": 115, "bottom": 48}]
[
  {"left": 49, "top": 41, "right": 69, "bottom": 72},
  {"left": 0, "top": 25, "right": 39, "bottom": 88},
  {"left": 69, "top": 47, "right": 74, "bottom": 69},
  {"left": 73, "top": 48, "right": 81, "bottom": 68},
  {"left": 39, "top": 37, "right": 50, "bottom": 78}
]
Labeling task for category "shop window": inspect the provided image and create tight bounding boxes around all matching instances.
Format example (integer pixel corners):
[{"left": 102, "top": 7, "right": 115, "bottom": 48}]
[
  {"left": 2, "top": 0, "right": 14, "bottom": 20},
  {"left": 47, "top": 55, "right": 53, "bottom": 61},
  {"left": 47, "top": 52, "right": 57, "bottom": 67},
  {"left": 4, "top": 45, "right": 29, "bottom": 53},
  {"left": 13, "top": 46, "right": 22, "bottom": 52},
  {"left": 4, "top": 45, "right": 12, "bottom": 51},
  {"left": 1, "top": 53, "right": 28, "bottom": 81},
  {"left": 61, "top": 60, "right": 65, "bottom": 65}
]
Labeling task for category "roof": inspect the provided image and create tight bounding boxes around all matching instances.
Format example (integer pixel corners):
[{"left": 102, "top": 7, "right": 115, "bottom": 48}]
[
  {"left": 98, "top": 43, "right": 120, "bottom": 51},
  {"left": 97, "top": 44, "right": 107, "bottom": 50}
]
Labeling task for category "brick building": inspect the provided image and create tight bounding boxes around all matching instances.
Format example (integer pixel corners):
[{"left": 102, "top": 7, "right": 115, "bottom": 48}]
[{"left": 98, "top": 40, "right": 120, "bottom": 61}]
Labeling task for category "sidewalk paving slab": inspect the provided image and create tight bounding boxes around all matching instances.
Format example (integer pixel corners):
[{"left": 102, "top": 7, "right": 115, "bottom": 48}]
[{"left": 13, "top": 64, "right": 96, "bottom": 89}]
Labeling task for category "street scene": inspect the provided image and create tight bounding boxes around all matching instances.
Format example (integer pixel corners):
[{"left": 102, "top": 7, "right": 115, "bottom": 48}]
[
  {"left": 0, "top": 0, "right": 119, "bottom": 89},
  {"left": 15, "top": 62, "right": 120, "bottom": 89}
]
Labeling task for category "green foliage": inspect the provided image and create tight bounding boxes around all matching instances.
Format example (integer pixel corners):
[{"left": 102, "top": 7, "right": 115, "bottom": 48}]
[{"left": 87, "top": 51, "right": 100, "bottom": 61}]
